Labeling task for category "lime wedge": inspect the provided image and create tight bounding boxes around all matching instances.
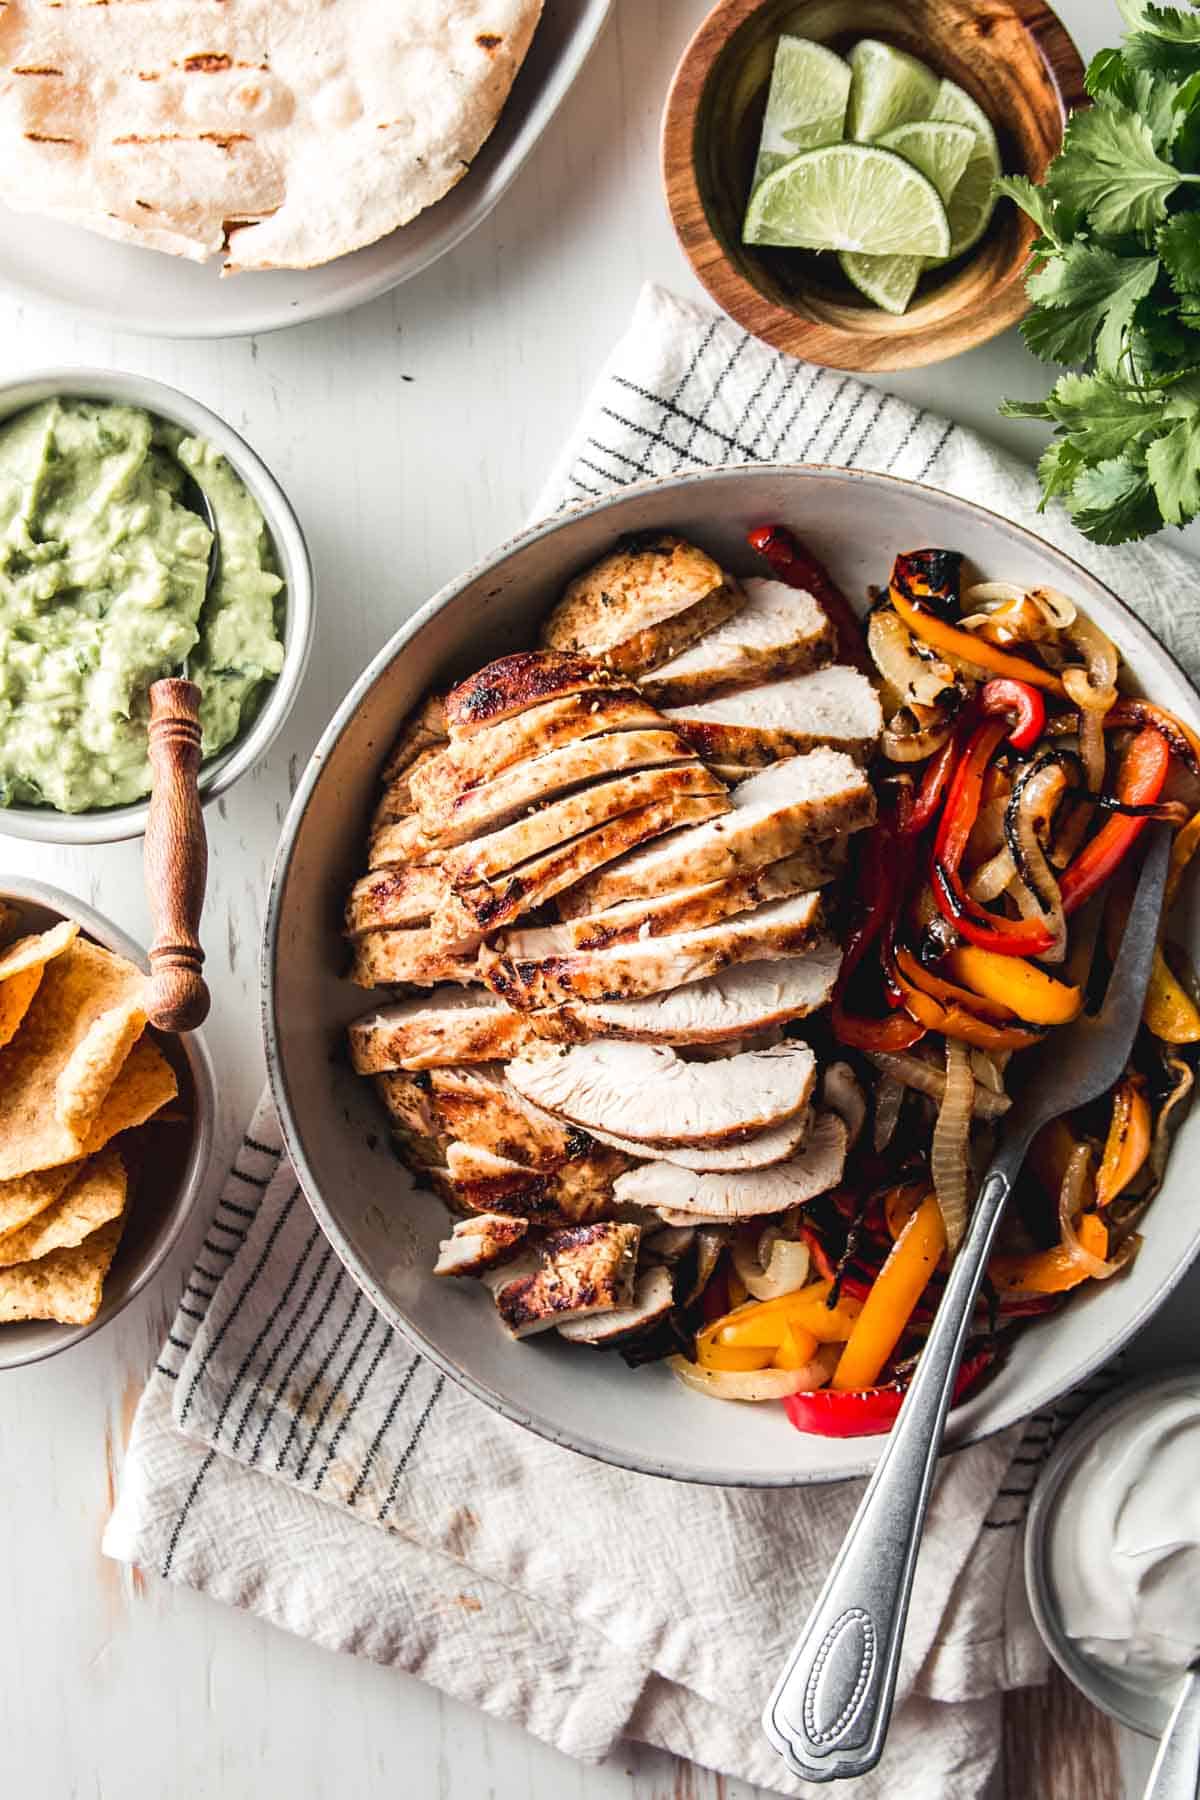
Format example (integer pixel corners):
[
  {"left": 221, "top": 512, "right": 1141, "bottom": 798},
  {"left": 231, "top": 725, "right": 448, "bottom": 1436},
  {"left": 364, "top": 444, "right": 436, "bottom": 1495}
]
[
  {"left": 845, "top": 39, "right": 939, "bottom": 143},
  {"left": 751, "top": 36, "right": 852, "bottom": 187},
  {"left": 744, "top": 142, "right": 951, "bottom": 257},
  {"left": 839, "top": 120, "right": 975, "bottom": 314},
  {"left": 928, "top": 77, "right": 1001, "bottom": 260}
]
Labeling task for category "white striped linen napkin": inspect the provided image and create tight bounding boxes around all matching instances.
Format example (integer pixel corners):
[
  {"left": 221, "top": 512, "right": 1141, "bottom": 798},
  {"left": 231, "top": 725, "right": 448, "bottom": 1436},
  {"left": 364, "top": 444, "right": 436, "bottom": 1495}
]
[{"left": 105, "top": 284, "right": 1180, "bottom": 1798}]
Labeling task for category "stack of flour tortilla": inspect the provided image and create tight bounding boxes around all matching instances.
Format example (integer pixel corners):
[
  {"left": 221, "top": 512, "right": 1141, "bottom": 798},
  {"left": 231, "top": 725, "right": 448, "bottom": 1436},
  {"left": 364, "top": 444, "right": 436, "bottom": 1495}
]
[
  {"left": 0, "top": 0, "right": 543, "bottom": 272},
  {"left": 0, "top": 907, "right": 180, "bottom": 1326}
]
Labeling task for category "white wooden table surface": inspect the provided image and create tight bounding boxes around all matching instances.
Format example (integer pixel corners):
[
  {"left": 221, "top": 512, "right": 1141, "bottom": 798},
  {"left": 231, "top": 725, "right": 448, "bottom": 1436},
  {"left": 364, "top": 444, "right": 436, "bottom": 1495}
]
[{"left": 1, "top": 3, "right": 1196, "bottom": 1795}]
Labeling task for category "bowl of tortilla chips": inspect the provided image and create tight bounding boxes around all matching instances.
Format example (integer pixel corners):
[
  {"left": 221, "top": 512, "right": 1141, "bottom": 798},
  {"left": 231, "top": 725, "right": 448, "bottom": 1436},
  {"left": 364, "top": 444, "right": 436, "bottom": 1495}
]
[{"left": 0, "top": 878, "right": 214, "bottom": 1369}]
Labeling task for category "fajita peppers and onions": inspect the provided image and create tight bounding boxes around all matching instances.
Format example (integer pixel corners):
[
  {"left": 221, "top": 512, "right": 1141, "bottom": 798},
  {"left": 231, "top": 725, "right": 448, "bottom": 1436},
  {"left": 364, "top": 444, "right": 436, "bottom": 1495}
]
[{"left": 673, "top": 537, "right": 1199, "bottom": 1439}]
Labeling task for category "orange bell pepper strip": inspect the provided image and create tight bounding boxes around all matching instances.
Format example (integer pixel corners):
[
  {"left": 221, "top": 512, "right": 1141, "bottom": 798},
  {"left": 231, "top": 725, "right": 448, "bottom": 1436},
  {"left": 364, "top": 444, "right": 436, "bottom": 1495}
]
[
  {"left": 882, "top": 1182, "right": 927, "bottom": 1241},
  {"left": 987, "top": 1247, "right": 1096, "bottom": 1297},
  {"left": 1096, "top": 1074, "right": 1151, "bottom": 1207},
  {"left": 833, "top": 1192, "right": 947, "bottom": 1392},
  {"left": 1077, "top": 1213, "right": 1110, "bottom": 1260},
  {"left": 943, "top": 945, "right": 1083, "bottom": 1026},
  {"left": 893, "top": 945, "right": 1017, "bottom": 1022},
  {"left": 773, "top": 1324, "right": 821, "bottom": 1370},
  {"left": 889, "top": 584, "right": 1065, "bottom": 695},
  {"left": 892, "top": 951, "right": 1044, "bottom": 1052},
  {"left": 695, "top": 1337, "right": 773, "bottom": 1373},
  {"left": 1028, "top": 1118, "right": 1082, "bottom": 1202}
]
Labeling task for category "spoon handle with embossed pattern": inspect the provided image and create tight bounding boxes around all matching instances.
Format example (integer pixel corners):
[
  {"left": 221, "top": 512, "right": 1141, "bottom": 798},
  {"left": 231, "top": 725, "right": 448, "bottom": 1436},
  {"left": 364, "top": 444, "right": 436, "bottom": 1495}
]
[{"left": 144, "top": 677, "right": 210, "bottom": 1034}]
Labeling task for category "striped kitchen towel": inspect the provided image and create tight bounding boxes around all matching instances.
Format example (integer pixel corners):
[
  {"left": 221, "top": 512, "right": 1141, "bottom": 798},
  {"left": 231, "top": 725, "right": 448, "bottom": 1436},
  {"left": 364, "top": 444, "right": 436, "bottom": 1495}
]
[{"left": 106, "top": 284, "right": 1166, "bottom": 1799}]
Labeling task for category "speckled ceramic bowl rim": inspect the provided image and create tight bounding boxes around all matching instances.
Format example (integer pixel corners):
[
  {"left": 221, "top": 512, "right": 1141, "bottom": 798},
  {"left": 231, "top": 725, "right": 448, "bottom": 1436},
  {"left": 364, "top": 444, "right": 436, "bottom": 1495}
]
[
  {"left": 1024, "top": 1365, "right": 1200, "bottom": 1739},
  {"left": 0, "top": 367, "right": 314, "bottom": 845},
  {"left": 263, "top": 464, "right": 1200, "bottom": 1486},
  {"left": 0, "top": 876, "right": 215, "bottom": 1370}
]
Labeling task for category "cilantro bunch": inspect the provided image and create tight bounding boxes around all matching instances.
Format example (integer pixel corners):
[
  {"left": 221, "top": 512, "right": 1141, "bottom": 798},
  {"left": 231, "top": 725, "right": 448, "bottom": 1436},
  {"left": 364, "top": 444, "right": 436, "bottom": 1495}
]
[{"left": 999, "top": 1, "right": 1200, "bottom": 544}]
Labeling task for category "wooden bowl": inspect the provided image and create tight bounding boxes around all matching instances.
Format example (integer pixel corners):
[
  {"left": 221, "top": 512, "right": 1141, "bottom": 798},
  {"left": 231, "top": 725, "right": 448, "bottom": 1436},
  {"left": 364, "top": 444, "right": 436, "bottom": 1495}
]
[{"left": 662, "top": 0, "right": 1086, "bottom": 372}]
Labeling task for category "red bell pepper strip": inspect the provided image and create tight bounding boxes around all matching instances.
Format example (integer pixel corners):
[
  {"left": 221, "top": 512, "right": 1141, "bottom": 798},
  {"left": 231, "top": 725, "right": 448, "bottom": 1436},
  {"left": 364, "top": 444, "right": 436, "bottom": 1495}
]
[
  {"left": 930, "top": 719, "right": 1057, "bottom": 956},
  {"left": 1060, "top": 727, "right": 1171, "bottom": 916},
  {"left": 783, "top": 1346, "right": 995, "bottom": 1437},
  {"left": 1105, "top": 698, "right": 1200, "bottom": 778},
  {"left": 799, "top": 1224, "right": 836, "bottom": 1284},
  {"left": 979, "top": 677, "right": 1045, "bottom": 753},
  {"left": 747, "top": 524, "right": 873, "bottom": 676},
  {"left": 901, "top": 735, "right": 958, "bottom": 837},
  {"left": 831, "top": 816, "right": 926, "bottom": 1051}
]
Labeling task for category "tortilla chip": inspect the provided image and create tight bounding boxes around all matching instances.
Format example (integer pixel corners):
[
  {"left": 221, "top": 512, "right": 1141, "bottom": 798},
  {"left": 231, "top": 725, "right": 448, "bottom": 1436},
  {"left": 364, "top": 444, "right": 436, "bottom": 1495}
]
[
  {"left": 0, "top": 1147, "right": 127, "bottom": 1269},
  {"left": 0, "top": 1162, "right": 81, "bottom": 1238},
  {"left": 0, "top": 938, "right": 146, "bottom": 1180},
  {"left": 83, "top": 1036, "right": 178, "bottom": 1151},
  {"left": 0, "top": 919, "right": 79, "bottom": 1048},
  {"left": 0, "top": 1217, "right": 124, "bottom": 1325}
]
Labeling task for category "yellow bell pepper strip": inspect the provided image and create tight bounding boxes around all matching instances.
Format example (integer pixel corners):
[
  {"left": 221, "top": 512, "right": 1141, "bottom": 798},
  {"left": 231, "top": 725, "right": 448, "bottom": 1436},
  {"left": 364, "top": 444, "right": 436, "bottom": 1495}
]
[
  {"left": 1096, "top": 1074, "right": 1152, "bottom": 1208},
  {"left": 832, "top": 1193, "right": 947, "bottom": 1393},
  {"left": 1060, "top": 728, "right": 1171, "bottom": 916},
  {"left": 889, "top": 583, "right": 1066, "bottom": 695},
  {"left": 710, "top": 1282, "right": 862, "bottom": 1351},
  {"left": 943, "top": 945, "right": 1083, "bottom": 1025},
  {"left": 695, "top": 1336, "right": 773, "bottom": 1373},
  {"left": 883, "top": 1182, "right": 926, "bottom": 1241},
  {"left": 893, "top": 944, "right": 1017, "bottom": 1022},
  {"left": 773, "top": 1324, "right": 821, "bottom": 1370},
  {"left": 1143, "top": 949, "right": 1200, "bottom": 1044},
  {"left": 987, "top": 1246, "right": 1097, "bottom": 1296}
]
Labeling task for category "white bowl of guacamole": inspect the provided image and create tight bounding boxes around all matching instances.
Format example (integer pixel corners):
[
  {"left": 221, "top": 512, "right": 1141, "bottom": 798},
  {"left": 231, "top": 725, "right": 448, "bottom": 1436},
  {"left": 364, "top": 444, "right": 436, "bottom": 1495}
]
[{"left": 0, "top": 370, "right": 313, "bottom": 842}]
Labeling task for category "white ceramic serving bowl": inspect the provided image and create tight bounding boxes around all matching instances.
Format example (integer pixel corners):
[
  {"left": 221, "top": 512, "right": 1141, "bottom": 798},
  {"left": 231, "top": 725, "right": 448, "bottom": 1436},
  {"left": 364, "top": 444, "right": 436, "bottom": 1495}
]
[
  {"left": 0, "top": 368, "right": 313, "bottom": 845},
  {"left": 0, "top": 878, "right": 215, "bottom": 1371},
  {"left": 263, "top": 466, "right": 1200, "bottom": 1486}
]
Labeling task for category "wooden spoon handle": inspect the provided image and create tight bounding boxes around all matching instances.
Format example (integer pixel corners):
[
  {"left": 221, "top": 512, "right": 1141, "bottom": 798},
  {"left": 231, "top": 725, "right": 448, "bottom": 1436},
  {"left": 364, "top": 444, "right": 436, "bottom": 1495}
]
[{"left": 144, "top": 678, "right": 210, "bottom": 1033}]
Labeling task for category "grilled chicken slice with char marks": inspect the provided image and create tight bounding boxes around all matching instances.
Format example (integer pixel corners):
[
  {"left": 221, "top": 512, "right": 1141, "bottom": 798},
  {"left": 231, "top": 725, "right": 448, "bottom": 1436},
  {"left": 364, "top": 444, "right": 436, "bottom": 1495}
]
[
  {"left": 445, "top": 651, "right": 616, "bottom": 738},
  {"left": 567, "top": 947, "right": 842, "bottom": 1044},
  {"left": 520, "top": 1092, "right": 815, "bottom": 1171},
  {"left": 663, "top": 666, "right": 882, "bottom": 768},
  {"left": 367, "top": 811, "right": 437, "bottom": 871},
  {"left": 411, "top": 688, "right": 665, "bottom": 818},
  {"left": 434, "top": 1214, "right": 529, "bottom": 1277},
  {"left": 559, "top": 751, "right": 873, "bottom": 917},
  {"left": 556, "top": 1264, "right": 675, "bottom": 1344},
  {"left": 380, "top": 692, "right": 448, "bottom": 783},
  {"left": 370, "top": 745, "right": 447, "bottom": 832},
  {"left": 440, "top": 762, "right": 727, "bottom": 887},
  {"left": 426, "top": 1064, "right": 590, "bottom": 1170},
  {"left": 447, "top": 794, "right": 730, "bottom": 934},
  {"left": 351, "top": 924, "right": 482, "bottom": 989},
  {"left": 348, "top": 988, "right": 560, "bottom": 1074},
  {"left": 438, "top": 1144, "right": 631, "bottom": 1224},
  {"left": 542, "top": 535, "right": 745, "bottom": 677},
  {"left": 481, "top": 889, "right": 825, "bottom": 1009},
  {"left": 346, "top": 862, "right": 450, "bottom": 936},
  {"left": 640, "top": 578, "right": 836, "bottom": 706},
  {"left": 552, "top": 847, "right": 844, "bottom": 949},
  {"left": 507, "top": 1039, "right": 816, "bottom": 1148},
  {"left": 416, "top": 728, "right": 701, "bottom": 848},
  {"left": 613, "top": 1113, "right": 848, "bottom": 1219},
  {"left": 493, "top": 1221, "right": 640, "bottom": 1337}
]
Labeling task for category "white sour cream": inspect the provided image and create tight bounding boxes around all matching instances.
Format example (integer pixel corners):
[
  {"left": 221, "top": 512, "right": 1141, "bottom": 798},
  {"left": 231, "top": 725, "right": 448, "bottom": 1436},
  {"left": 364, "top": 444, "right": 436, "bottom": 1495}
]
[{"left": 1048, "top": 1382, "right": 1200, "bottom": 1690}]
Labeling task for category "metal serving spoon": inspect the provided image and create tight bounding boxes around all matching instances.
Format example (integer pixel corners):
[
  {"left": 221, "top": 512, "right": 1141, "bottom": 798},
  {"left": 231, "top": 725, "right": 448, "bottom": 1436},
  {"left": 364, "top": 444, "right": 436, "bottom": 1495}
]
[
  {"left": 142, "top": 474, "right": 216, "bottom": 1033},
  {"left": 763, "top": 823, "right": 1173, "bottom": 1784},
  {"left": 1143, "top": 1665, "right": 1200, "bottom": 1800}
]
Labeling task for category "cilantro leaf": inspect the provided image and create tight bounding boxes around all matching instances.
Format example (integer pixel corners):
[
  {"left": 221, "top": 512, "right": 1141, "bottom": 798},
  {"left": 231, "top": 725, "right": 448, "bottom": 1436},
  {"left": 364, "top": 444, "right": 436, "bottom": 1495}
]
[
  {"left": 1067, "top": 455, "right": 1164, "bottom": 543},
  {"left": 993, "top": 174, "right": 1064, "bottom": 244},
  {"left": 1042, "top": 370, "right": 1168, "bottom": 460},
  {"left": 1147, "top": 415, "right": 1200, "bottom": 521},
  {"left": 1037, "top": 439, "right": 1087, "bottom": 508},
  {"left": 1022, "top": 246, "right": 1160, "bottom": 368},
  {"left": 1046, "top": 105, "right": 1192, "bottom": 236},
  {"left": 1125, "top": 31, "right": 1200, "bottom": 74},
  {"left": 1171, "top": 68, "right": 1200, "bottom": 161},
  {"left": 1160, "top": 213, "right": 1200, "bottom": 294},
  {"left": 1087, "top": 48, "right": 1184, "bottom": 144}
]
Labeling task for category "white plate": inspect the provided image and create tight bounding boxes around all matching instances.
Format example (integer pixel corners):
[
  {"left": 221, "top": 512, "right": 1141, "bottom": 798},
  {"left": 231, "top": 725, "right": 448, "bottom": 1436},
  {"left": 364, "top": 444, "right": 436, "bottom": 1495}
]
[
  {"left": 264, "top": 466, "right": 1200, "bottom": 1488},
  {"left": 0, "top": 0, "right": 610, "bottom": 339}
]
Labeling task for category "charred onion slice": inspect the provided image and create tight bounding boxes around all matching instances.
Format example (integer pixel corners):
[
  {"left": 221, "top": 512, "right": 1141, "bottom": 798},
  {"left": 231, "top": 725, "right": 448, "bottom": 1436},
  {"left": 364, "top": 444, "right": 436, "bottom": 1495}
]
[
  {"left": 931, "top": 1038, "right": 974, "bottom": 1252},
  {"left": 1003, "top": 752, "right": 1079, "bottom": 964},
  {"left": 667, "top": 1350, "right": 833, "bottom": 1402}
]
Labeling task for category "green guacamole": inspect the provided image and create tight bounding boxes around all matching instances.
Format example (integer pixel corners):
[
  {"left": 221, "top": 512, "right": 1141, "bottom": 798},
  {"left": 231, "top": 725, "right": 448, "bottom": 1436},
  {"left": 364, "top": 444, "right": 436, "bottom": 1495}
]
[{"left": 0, "top": 398, "right": 286, "bottom": 813}]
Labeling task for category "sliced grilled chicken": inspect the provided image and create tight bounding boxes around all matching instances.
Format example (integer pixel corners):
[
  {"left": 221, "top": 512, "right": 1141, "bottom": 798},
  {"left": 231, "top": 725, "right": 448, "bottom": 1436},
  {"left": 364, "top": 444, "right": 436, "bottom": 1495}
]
[
  {"left": 371, "top": 744, "right": 447, "bottom": 832},
  {"left": 568, "top": 947, "right": 842, "bottom": 1044},
  {"left": 663, "top": 666, "right": 882, "bottom": 768},
  {"left": 380, "top": 692, "right": 448, "bottom": 783},
  {"left": 542, "top": 535, "right": 744, "bottom": 677},
  {"left": 348, "top": 988, "right": 557, "bottom": 1073},
  {"left": 441, "top": 762, "right": 727, "bottom": 887},
  {"left": 613, "top": 1112, "right": 848, "bottom": 1219},
  {"left": 548, "top": 1101, "right": 815, "bottom": 1172},
  {"left": 640, "top": 578, "right": 836, "bottom": 706},
  {"left": 374, "top": 1071, "right": 442, "bottom": 1142},
  {"left": 346, "top": 863, "right": 449, "bottom": 937},
  {"left": 482, "top": 890, "right": 825, "bottom": 1010},
  {"left": 560, "top": 751, "right": 873, "bottom": 916},
  {"left": 414, "top": 688, "right": 664, "bottom": 816},
  {"left": 507, "top": 1039, "right": 816, "bottom": 1148},
  {"left": 449, "top": 793, "right": 731, "bottom": 936},
  {"left": 556, "top": 1264, "right": 675, "bottom": 1344},
  {"left": 416, "top": 728, "right": 699, "bottom": 847},
  {"left": 434, "top": 1214, "right": 530, "bottom": 1277},
  {"left": 367, "top": 811, "right": 436, "bottom": 871},
  {"left": 552, "top": 848, "right": 844, "bottom": 949},
  {"left": 350, "top": 925, "right": 482, "bottom": 989},
  {"left": 445, "top": 651, "right": 615, "bottom": 738},
  {"left": 440, "top": 1144, "right": 630, "bottom": 1224},
  {"left": 427, "top": 1065, "right": 588, "bottom": 1169},
  {"left": 493, "top": 1221, "right": 640, "bottom": 1336}
]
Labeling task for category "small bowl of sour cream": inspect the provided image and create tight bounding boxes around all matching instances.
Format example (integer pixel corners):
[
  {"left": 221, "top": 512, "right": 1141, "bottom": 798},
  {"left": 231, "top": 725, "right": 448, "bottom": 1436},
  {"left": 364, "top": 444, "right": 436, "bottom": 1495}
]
[
  {"left": 1025, "top": 1367, "right": 1200, "bottom": 1739},
  {"left": 0, "top": 369, "right": 313, "bottom": 844}
]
